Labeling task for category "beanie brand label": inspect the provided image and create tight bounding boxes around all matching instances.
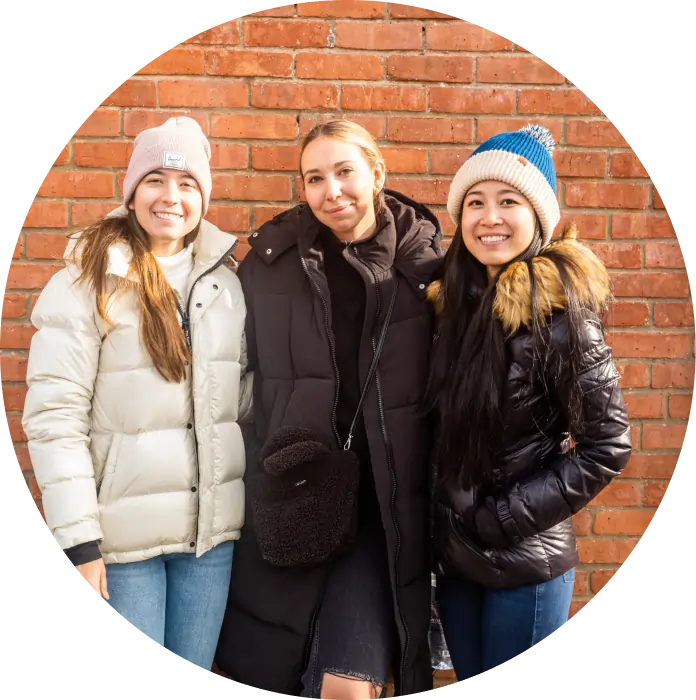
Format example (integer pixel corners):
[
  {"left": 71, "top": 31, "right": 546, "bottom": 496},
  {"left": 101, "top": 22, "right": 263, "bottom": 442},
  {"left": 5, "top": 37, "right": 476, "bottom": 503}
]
[{"left": 163, "top": 151, "right": 186, "bottom": 170}]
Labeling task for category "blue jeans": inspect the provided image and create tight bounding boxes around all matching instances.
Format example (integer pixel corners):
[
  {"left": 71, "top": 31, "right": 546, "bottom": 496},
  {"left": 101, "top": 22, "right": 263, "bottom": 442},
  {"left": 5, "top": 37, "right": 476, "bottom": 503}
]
[
  {"left": 106, "top": 541, "right": 234, "bottom": 669},
  {"left": 436, "top": 569, "right": 574, "bottom": 680}
]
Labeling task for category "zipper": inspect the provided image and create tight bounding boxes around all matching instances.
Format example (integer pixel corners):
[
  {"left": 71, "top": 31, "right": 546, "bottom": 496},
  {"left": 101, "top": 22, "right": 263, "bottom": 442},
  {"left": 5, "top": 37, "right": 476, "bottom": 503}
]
[
  {"left": 299, "top": 254, "right": 342, "bottom": 448},
  {"left": 351, "top": 248, "right": 410, "bottom": 692},
  {"left": 176, "top": 239, "right": 238, "bottom": 549}
]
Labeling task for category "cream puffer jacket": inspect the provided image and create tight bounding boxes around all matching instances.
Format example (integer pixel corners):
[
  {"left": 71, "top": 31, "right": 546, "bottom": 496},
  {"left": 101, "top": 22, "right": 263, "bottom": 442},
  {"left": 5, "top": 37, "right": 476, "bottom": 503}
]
[{"left": 23, "top": 207, "right": 252, "bottom": 564}]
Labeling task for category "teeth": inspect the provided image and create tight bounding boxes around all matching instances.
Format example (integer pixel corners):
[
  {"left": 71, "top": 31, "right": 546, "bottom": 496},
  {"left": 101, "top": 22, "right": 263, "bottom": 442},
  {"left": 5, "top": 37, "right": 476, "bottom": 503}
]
[
  {"left": 154, "top": 212, "right": 182, "bottom": 220},
  {"left": 480, "top": 235, "right": 508, "bottom": 243}
]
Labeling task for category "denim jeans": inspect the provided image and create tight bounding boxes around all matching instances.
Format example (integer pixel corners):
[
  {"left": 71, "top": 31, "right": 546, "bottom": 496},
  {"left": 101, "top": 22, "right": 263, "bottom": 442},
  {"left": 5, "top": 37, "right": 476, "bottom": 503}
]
[
  {"left": 106, "top": 541, "right": 234, "bottom": 669},
  {"left": 436, "top": 569, "right": 574, "bottom": 680}
]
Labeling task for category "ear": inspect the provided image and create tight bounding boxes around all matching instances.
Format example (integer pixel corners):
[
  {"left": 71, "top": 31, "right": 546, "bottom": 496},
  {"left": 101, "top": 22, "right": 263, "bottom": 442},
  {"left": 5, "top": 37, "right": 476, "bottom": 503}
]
[
  {"left": 373, "top": 160, "right": 386, "bottom": 192},
  {"left": 127, "top": 199, "right": 135, "bottom": 211}
]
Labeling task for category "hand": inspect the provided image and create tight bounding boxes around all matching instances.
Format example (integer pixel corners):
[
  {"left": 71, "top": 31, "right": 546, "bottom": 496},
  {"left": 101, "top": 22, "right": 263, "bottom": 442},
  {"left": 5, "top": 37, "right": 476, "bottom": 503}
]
[
  {"left": 76, "top": 558, "right": 109, "bottom": 600},
  {"left": 473, "top": 500, "right": 510, "bottom": 550}
]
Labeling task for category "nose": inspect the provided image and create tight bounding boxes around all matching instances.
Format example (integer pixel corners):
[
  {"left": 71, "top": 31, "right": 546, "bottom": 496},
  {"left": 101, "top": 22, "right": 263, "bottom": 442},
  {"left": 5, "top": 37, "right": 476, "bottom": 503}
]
[
  {"left": 161, "top": 178, "right": 180, "bottom": 204},
  {"left": 480, "top": 204, "right": 502, "bottom": 227},
  {"left": 325, "top": 176, "right": 341, "bottom": 201}
]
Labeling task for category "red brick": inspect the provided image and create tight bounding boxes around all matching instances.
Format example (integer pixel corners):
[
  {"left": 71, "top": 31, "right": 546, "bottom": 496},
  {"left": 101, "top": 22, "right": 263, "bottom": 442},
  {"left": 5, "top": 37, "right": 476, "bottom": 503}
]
[
  {"left": 518, "top": 89, "right": 600, "bottom": 115},
  {"left": 123, "top": 111, "right": 208, "bottom": 137},
  {"left": 389, "top": 3, "right": 451, "bottom": 18},
  {"left": 2, "top": 295, "right": 26, "bottom": 319},
  {"left": 569, "top": 600, "right": 589, "bottom": 618},
  {"left": 76, "top": 109, "right": 120, "bottom": 137},
  {"left": 589, "top": 480, "right": 641, "bottom": 507},
  {"left": 298, "top": 1, "right": 386, "bottom": 18},
  {"left": 37, "top": 171, "right": 114, "bottom": 199},
  {"left": 23, "top": 201, "right": 68, "bottom": 229},
  {"left": 555, "top": 213, "right": 607, "bottom": 239},
  {"left": 624, "top": 392, "right": 665, "bottom": 419},
  {"left": 251, "top": 145, "right": 300, "bottom": 171},
  {"left": 644, "top": 481, "right": 669, "bottom": 506},
  {"left": 594, "top": 509, "right": 654, "bottom": 536},
  {"left": 388, "top": 55, "right": 473, "bottom": 83},
  {"left": 3, "top": 384, "right": 28, "bottom": 412},
  {"left": 426, "top": 23, "right": 513, "bottom": 51},
  {"left": 622, "top": 453, "right": 678, "bottom": 479},
  {"left": 653, "top": 188, "right": 665, "bottom": 209},
  {"left": 645, "top": 242, "right": 685, "bottom": 269},
  {"left": 0, "top": 356, "right": 28, "bottom": 382},
  {"left": 205, "top": 205, "right": 250, "bottom": 232},
  {"left": 590, "top": 569, "right": 618, "bottom": 594},
  {"left": 389, "top": 117, "right": 473, "bottom": 144},
  {"left": 254, "top": 206, "right": 289, "bottom": 228},
  {"left": 606, "top": 331, "right": 691, "bottom": 358},
  {"left": 6, "top": 264, "right": 63, "bottom": 290},
  {"left": 616, "top": 362, "right": 650, "bottom": 388},
  {"left": 430, "top": 87, "right": 514, "bottom": 114},
  {"left": 477, "top": 56, "right": 564, "bottom": 84},
  {"left": 610, "top": 153, "right": 649, "bottom": 178},
  {"left": 654, "top": 302, "right": 694, "bottom": 328},
  {"left": 554, "top": 151, "right": 607, "bottom": 178},
  {"left": 185, "top": 21, "right": 239, "bottom": 45},
  {"left": 102, "top": 79, "right": 156, "bottom": 107},
  {"left": 72, "top": 202, "right": 117, "bottom": 227},
  {"left": 212, "top": 174, "right": 292, "bottom": 201},
  {"left": 0, "top": 323, "right": 37, "bottom": 350},
  {"left": 572, "top": 509, "right": 591, "bottom": 536},
  {"left": 210, "top": 144, "right": 249, "bottom": 170},
  {"left": 612, "top": 213, "right": 675, "bottom": 239},
  {"left": 642, "top": 424, "right": 687, "bottom": 450},
  {"left": 587, "top": 243, "right": 641, "bottom": 269},
  {"left": 14, "top": 445, "right": 32, "bottom": 470},
  {"left": 381, "top": 147, "right": 427, "bottom": 174},
  {"left": 252, "top": 82, "right": 338, "bottom": 110},
  {"left": 574, "top": 570, "right": 590, "bottom": 597},
  {"left": 297, "top": 53, "right": 383, "bottom": 80},
  {"left": 6, "top": 412, "right": 27, "bottom": 442},
  {"left": 54, "top": 145, "right": 70, "bottom": 166},
  {"left": 248, "top": 6, "right": 296, "bottom": 18},
  {"left": 565, "top": 182, "right": 650, "bottom": 209},
  {"left": 577, "top": 538, "right": 638, "bottom": 564},
  {"left": 26, "top": 234, "right": 69, "bottom": 260},
  {"left": 430, "top": 148, "right": 474, "bottom": 175},
  {"left": 652, "top": 363, "right": 694, "bottom": 389},
  {"left": 669, "top": 393, "right": 692, "bottom": 419},
  {"left": 234, "top": 237, "right": 251, "bottom": 262},
  {"left": 335, "top": 21, "right": 421, "bottom": 49},
  {"left": 300, "top": 114, "right": 387, "bottom": 139},
  {"left": 206, "top": 49, "right": 293, "bottom": 77},
  {"left": 341, "top": 85, "right": 424, "bottom": 112},
  {"left": 387, "top": 178, "right": 451, "bottom": 205},
  {"left": 212, "top": 114, "right": 297, "bottom": 140},
  {"left": 567, "top": 120, "right": 628, "bottom": 147},
  {"left": 74, "top": 141, "right": 133, "bottom": 168},
  {"left": 476, "top": 117, "right": 562, "bottom": 144},
  {"left": 606, "top": 301, "right": 650, "bottom": 327},
  {"left": 137, "top": 47, "right": 204, "bottom": 75},
  {"left": 611, "top": 272, "right": 689, "bottom": 298},
  {"left": 14, "top": 237, "right": 22, "bottom": 259},
  {"left": 244, "top": 19, "right": 329, "bottom": 47},
  {"left": 159, "top": 79, "right": 247, "bottom": 108}
]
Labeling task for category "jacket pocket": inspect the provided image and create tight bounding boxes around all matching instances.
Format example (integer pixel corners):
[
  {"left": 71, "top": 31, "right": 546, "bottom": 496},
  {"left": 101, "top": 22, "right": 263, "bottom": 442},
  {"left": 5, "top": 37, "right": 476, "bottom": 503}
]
[{"left": 97, "top": 433, "right": 123, "bottom": 506}]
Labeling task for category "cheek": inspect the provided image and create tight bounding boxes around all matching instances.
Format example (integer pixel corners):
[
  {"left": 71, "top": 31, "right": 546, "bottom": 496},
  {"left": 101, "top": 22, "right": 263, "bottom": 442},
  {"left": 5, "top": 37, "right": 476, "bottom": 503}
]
[{"left": 305, "top": 188, "right": 325, "bottom": 213}]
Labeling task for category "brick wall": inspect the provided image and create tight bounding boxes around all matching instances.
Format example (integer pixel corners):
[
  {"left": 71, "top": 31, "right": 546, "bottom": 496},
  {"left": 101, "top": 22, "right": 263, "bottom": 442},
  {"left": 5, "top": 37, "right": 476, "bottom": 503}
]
[{"left": 3, "top": 1, "right": 692, "bottom": 684}]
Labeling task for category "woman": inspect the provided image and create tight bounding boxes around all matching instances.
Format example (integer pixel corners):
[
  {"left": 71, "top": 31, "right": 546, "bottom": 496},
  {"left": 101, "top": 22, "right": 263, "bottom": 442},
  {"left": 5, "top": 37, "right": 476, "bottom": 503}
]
[
  {"left": 215, "top": 120, "right": 443, "bottom": 698},
  {"left": 426, "top": 125, "right": 632, "bottom": 679},
  {"left": 23, "top": 116, "right": 252, "bottom": 669}
]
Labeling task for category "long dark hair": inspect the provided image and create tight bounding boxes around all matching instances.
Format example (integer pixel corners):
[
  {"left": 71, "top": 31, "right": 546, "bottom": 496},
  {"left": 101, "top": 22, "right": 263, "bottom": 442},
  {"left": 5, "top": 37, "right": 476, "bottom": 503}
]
[{"left": 426, "top": 225, "right": 589, "bottom": 491}]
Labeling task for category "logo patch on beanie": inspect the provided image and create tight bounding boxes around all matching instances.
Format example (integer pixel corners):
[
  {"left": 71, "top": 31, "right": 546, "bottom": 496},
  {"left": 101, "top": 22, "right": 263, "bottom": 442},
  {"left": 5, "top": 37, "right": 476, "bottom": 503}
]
[{"left": 163, "top": 151, "right": 186, "bottom": 170}]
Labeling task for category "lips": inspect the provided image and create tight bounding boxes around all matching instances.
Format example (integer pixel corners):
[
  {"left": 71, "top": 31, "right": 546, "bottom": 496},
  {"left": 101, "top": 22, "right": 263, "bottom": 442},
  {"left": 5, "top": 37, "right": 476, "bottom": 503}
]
[
  {"left": 153, "top": 211, "right": 184, "bottom": 221},
  {"left": 327, "top": 204, "right": 352, "bottom": 215},
  {"left": 478, "top": 234, "right": 510, "bottom": 244}
]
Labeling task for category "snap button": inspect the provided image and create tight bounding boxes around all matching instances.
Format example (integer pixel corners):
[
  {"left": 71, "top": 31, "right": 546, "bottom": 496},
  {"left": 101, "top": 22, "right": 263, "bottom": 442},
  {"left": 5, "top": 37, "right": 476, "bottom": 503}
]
[
  {"left": 187, "top": 423, "right": 193, "bottom": 429},
  {"left": 191, "top": 486, "right": 197, "bottom": 493},
  {"left": 266, "top": 248, "right": 272, "bottom": 255},
  {"left": 196, "top": 302, "right": 202, "bottom": 308},
  {"left": 213, "top": 284, "right": 218, "bottom": 290},
  {"left": 419, "top": 283, "right": 425, "bottom": 290},
  {"left": 252, "top": 232, "right": 258, "bottom": 237},
  {"left": 189, "top": 542, "right": 195, "bottom": 548}
]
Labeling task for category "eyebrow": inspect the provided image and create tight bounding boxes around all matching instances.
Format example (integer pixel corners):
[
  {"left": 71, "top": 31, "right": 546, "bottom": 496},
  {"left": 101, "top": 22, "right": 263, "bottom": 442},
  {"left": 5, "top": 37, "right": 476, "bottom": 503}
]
[
  {"left": 465, "top": 188, "right": 519, "bottom": 197},
  {"left": 303, "top": 160, "right": 355, "bottom": 176}
]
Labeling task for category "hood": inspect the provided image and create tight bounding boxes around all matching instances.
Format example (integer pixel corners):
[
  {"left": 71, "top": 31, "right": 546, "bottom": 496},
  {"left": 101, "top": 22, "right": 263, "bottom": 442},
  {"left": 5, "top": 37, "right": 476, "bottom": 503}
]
[{"left": 426, "top": 224, "right": 611, "bottom": 333}]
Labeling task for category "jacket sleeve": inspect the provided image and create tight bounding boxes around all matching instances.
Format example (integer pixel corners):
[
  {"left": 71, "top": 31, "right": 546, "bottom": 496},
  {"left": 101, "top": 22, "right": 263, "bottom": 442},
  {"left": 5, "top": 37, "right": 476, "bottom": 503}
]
[
  {"left": 476, "top": 313, "right": 632, "bottom": 546},
  {"left": 236, "top": 255, "right": 258, "bottom": 427},
  {"left": 22, "top": 269, "right": 104, "bottom": 553}
]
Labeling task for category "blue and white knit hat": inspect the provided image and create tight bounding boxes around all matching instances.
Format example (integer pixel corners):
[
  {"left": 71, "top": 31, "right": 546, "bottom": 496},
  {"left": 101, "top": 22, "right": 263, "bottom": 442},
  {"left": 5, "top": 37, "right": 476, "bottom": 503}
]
[{"left": 447, "top": 124, "right": 560, "bottom": 247}]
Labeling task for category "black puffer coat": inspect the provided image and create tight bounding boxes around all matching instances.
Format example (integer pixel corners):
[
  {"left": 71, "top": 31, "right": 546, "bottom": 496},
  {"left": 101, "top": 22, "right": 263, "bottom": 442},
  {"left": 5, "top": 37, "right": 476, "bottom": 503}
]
[
  {"left": 428, "top": 230, "right": 632, "bottom": 588},
  {"left": 215, "top": 191, "right": 443, "bottom": 695}
]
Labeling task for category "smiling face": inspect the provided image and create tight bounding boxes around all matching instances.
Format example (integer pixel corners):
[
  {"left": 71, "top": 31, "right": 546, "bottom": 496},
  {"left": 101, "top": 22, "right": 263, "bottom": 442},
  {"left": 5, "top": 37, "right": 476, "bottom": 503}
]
[
  {"left": 460, "top": 180, "right": 538, "bottom": 278},
  {"left": 128, "top": 168, "right": 202, "bottom": 256},
  {"left": 300, "top": 136, "right": 385, "bottom": 242}
]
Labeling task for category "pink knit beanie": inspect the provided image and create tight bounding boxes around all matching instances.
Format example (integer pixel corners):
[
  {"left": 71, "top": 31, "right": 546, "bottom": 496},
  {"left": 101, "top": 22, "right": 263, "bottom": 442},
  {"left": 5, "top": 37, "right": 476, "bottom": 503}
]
[{"left": 122, "top": 116, "right": 212, "bottom": 214}]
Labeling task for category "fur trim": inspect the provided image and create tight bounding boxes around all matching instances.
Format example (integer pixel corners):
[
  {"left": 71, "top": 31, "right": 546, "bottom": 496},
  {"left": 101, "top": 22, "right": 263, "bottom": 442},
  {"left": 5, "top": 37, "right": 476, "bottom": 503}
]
[{"left": 425, "top": 224, "right": 611, "bottom": 333}]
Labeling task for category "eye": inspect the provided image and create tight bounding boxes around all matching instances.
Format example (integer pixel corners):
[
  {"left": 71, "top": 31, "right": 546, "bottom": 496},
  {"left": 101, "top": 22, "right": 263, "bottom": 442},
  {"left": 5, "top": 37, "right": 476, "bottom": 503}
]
[
  {"left": 466, "top": 198, "right": 483, "bottom": 207},
  {"left": 146, "top": 176, "right": 163, "bottom": 184},
  {"left": 307, "top": 175, "right": 322, "bottom": 184},
  {"left": 501, "top": 197, "right": 519, "bottom": 206},
  {"left": 338, "top": 167, "right": 353, "bottom": 176}
]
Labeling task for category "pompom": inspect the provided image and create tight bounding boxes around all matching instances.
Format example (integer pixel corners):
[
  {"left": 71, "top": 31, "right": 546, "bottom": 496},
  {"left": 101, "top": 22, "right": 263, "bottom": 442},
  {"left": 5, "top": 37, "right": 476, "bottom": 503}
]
[{"left": 520, "top": 124, "right": 555, "bottom": 153}]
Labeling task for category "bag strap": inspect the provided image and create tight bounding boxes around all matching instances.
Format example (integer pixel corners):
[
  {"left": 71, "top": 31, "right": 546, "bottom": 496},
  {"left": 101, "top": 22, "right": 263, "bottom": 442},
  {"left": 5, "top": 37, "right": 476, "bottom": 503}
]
[{"left": 343, "top": 277, "right": 399, "bottom": 451}]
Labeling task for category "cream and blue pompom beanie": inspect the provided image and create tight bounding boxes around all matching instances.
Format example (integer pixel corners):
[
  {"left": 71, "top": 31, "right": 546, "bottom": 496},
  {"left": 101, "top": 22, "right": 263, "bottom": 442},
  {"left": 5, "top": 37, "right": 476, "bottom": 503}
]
[{"left": 447, "top": 124, "right": 560, "bottom": 247}]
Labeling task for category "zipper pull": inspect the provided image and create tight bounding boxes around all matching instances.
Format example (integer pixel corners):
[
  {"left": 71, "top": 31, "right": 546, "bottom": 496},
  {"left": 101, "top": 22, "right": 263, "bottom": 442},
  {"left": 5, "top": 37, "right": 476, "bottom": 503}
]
[{"left": 343, "top": 434, "right": 353, "bottom": 451}]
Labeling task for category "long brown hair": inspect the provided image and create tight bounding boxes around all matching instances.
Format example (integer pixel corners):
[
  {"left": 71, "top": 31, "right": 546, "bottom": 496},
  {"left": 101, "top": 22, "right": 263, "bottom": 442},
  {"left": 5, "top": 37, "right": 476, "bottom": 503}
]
[
  {"left": 69, "top": 209, "right": 199, "bottom": 383},
  {"left": 299, "top": 119, "right": 386, "bottom": 214}
]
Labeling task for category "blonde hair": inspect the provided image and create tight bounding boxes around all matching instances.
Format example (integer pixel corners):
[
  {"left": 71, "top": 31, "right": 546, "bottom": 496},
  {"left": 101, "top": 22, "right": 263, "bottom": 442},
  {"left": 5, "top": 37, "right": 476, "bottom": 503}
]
[{"left": 299, "top": 119, "right": 387, "bottom": 214}]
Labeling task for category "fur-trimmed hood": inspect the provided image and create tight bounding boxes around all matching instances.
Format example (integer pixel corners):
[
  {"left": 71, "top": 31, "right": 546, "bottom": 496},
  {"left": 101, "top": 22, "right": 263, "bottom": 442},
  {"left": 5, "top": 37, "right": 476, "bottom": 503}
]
[{"left": 426, "top": 224, "right": 611, "bottom": 333}]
